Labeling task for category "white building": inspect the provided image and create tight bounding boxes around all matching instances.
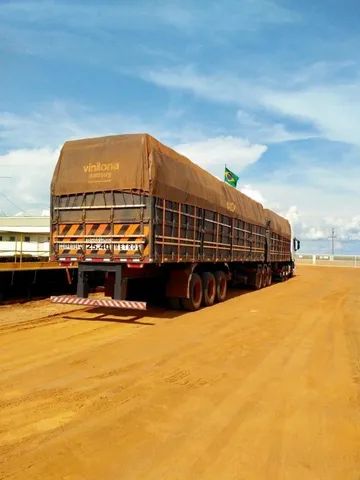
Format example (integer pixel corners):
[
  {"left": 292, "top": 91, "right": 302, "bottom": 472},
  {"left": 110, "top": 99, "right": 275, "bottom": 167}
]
[{"left": 0, "top": 216, "right": 50, "bottom": 259}]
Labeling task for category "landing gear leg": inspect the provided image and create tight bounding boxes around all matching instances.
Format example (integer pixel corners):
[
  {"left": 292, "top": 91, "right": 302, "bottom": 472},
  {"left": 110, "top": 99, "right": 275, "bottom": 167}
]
[{"left": 76, "top": 267, "right": 89, "bottom": 298}]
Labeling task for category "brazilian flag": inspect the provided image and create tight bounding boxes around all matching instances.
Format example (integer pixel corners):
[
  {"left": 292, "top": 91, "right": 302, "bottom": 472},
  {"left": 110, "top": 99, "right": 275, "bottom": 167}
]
[{"left": 224, "top": 166, "right": 239, "bottom": 188}]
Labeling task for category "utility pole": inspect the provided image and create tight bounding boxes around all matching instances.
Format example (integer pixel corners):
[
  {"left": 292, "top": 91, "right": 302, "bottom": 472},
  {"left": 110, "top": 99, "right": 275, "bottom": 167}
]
[{"left": 329, "top": 227, "right": 336, "bottom": 256}]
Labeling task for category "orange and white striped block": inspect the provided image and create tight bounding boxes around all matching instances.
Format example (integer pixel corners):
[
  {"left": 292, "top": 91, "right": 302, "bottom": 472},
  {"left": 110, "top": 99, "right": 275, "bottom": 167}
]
[{"left": 50, "top": 295, "right": 147, "bottom": 310}]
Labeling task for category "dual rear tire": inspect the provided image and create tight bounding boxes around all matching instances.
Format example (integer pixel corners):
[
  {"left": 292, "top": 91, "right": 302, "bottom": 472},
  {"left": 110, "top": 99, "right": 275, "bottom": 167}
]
[
  {"left": 181, "top": 273, "right": 203, "bottom": 311},
  {"left": 201, "top": 272, "right": 216, "bottom": 307},
  {"left": 280, "top": 265, "right": 293, "bottom": 281},
  {"left": 255, "top": 264, "right": 272, "bottom": 289},
  {"left": 181, "top": 270, "right": 228, "bottom": 311}
]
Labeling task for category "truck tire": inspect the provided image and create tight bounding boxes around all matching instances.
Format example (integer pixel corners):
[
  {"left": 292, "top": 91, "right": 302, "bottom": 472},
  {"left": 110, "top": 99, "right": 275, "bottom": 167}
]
[
  {"left": 215, "top": 270, "right": 227, "bottom": 302},
  {"left": 181, "top": 273, "right": 203, "bottom": 311},
  {"left": 254, "top": 265, "right": 263, "bottom": 290},
  {"left": 267, "top": 267, "right": 272, "bottom": 286},
  {"left": 261, "top": 266, "right": 268, "bottom": 288},
  {"left": 201, "top": 272, "right": 216, "bottom": 307}
]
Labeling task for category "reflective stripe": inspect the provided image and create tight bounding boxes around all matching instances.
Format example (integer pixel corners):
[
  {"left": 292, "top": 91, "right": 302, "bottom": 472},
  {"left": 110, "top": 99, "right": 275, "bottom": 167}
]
[{"left": 50, "top": 295, "right": 147, "bottom": 310}]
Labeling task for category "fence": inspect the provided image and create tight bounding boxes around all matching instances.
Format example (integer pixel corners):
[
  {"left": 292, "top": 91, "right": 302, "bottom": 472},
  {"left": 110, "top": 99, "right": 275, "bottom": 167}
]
[{"left": 295, "top": 254, "right": 360, "bottom": 268}]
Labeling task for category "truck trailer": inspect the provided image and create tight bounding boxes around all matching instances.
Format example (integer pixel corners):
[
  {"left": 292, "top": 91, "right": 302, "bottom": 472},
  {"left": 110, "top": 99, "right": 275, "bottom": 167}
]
[{"left": 50, "top": 133, "right": 300, "bottom": 311}]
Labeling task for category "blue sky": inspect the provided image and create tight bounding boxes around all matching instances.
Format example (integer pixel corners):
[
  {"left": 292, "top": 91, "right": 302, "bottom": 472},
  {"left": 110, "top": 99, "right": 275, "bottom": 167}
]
[{"left": 0, "top": 0, "right": 359, "bottom": 253}]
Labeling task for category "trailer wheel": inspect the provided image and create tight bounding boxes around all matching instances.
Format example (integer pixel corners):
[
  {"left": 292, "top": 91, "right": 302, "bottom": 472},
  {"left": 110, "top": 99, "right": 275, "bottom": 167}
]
[
  {"left": 267, "top": 267, "right": 272, "bottom": 286},
  {"left": 261, "top": 266, "right": 268, "bottom": 288},
  {"left": 181, "top": 273, "right": 203, "bottom": 311},
  {"left": 254, "top": 266, "right": 263, "bottom": 290},
  {"left": 215, "top": 270, "right": 227, "bottom": 302},
  {"left": 201, "top": 272, "right": 216, "bottom": 307},
  {"left": 285, "top": 267, "right": 290, "bottom": 280}
]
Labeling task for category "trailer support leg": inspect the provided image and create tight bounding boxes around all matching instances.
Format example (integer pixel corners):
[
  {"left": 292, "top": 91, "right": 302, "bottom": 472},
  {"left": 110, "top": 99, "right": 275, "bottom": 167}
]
[
  {"left": 77, "top": 267, "right": 89, "bottom": 298},
  {"left": 76, "top": 263, "right": 127, "bottom": 300},
  {"left": 114, "top": 266, "right": 127, "bottom": 300}
]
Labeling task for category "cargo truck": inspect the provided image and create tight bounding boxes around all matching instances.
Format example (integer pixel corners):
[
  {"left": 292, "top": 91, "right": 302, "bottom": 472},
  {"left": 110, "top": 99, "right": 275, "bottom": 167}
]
[{"left": 50, "top": 133, "right": 300, "bottom": 310}]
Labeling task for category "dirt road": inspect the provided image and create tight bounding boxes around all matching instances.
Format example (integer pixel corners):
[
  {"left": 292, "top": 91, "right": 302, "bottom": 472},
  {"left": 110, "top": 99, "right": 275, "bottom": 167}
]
[{"left": 1, "top": 266, "right": 359, "bottom": 479}]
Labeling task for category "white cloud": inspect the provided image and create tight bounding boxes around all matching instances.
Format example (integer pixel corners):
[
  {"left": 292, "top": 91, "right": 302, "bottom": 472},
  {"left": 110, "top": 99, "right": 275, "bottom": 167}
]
[
  {"left": 283, "top": 205, "right": 300, "bottom": 225},
  {"left": 175, "top": 136, "right": 267, "bottom": 170},
  {"left": 0, "top": 147, "right": 59, "bottom": 214},
  {"left": 0, "top": 0, "right": 299, "bottom": 71},
  {"left": 145, "top": 66, "right": 250, "bottom": 105},
  {"left": 285, "top": 208, "right": 360, "bottom": 242},
  {"left": 0, "top": 147, "right": 59, "bottom": 168},
  {"left": 325, "top": 215, "right": 360, "bottom": 240},
  {"left": 262, "top": 83, "right": 360, "bottom": 146},
  {"left": 0, "top": 1, "right": 298, "bottom": 36},
  {"left": 143, "top": 65, "right": 360, "bottom": 147},
  {"left": 0, "top": 102, "right": 143, "bottom": 150},
  {"left": 236, "top": 109, "right": 316, "bottom": 143},
  {"left": 232, "top": 184, "right": 360, "bottom": 243},
  {"left": 0, "top": 101, "right": 213, "bottom": 153},
  {"left": 239, "top": 185, "right": 266, "bottom": 204},
  {"left": 143, "top": 66, "right": 318, "bottom": 144}
]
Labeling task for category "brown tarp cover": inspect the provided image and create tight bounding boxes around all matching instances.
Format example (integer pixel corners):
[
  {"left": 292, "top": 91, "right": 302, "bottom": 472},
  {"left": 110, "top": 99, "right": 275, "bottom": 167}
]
[
  {"left": 52, "top": 133, "right": 288, "bottom": 233},
  {"left": 264, "top": 209, "right": 291, "bottom": 239}
]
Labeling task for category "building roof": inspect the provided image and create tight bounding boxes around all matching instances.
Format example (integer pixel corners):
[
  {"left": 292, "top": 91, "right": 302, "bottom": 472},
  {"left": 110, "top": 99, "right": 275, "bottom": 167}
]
[{"left": 0, "top": 217, "right": 50, "bottom": 234}]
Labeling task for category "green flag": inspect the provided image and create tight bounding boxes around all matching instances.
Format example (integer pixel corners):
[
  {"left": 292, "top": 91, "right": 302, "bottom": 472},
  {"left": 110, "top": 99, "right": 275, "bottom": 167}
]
[{"left": 224, "top": 166, "right": 239, "bottom": 187}]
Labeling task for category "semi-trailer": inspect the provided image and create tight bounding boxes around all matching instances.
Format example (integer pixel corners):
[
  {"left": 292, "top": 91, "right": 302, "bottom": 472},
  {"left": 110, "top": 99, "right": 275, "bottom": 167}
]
[{"left": 50, "top": 133, "right": 300, "bottom": 310}]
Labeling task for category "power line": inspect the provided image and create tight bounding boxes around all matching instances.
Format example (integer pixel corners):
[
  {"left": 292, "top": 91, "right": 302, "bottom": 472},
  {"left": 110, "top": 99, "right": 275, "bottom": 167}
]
[{"left": 0, "top": 193, "right": 24, "bottom": 213}]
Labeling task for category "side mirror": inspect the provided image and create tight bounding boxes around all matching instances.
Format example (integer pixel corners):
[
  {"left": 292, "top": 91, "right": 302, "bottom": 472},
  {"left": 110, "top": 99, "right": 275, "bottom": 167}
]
[{"left": 293, "top": 238, "right": 301, "bottom": 251}]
